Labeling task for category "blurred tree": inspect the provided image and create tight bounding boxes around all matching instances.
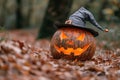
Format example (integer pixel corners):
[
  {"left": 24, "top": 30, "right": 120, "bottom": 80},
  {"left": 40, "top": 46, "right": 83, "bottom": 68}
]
[
  {"left": 37, "top": 0, "right": 73, "bottom": 39},
  {"left": 22, "top": 0, "right": 33, "bottom": 28},
  {"left": 16, "top": 0, "right": 23, "bottom": 29},
  {"left": 0, "top": 0, "right": 7, "bottom": 27},
  {"left": 16, "top": 0, "right": 33, "bottom": 29}
]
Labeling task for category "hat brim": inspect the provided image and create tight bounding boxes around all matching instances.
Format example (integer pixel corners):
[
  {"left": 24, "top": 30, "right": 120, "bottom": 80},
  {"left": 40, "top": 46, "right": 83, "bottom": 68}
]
[{"left": 54, "top": 23, "right": 99, "bottom": 37}]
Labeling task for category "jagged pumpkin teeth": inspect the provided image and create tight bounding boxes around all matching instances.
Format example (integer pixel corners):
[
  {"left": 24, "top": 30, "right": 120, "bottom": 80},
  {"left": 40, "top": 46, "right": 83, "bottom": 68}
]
[{"left": 54, "top": 43, "right": 90, "bottom": 56}]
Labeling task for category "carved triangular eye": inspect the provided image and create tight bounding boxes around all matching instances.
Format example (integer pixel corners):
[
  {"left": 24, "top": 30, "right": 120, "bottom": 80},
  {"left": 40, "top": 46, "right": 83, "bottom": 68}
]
[
  {"left": 60, "top": 32, "right": 68, "bottom": 40},
  {"left": 76, "top": 33, "right": 85, "bottom": 41}
]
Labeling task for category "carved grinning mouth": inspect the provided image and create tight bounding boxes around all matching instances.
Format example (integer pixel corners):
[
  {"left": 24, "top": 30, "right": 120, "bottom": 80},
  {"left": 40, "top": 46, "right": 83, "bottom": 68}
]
[{"left": 54, "top": 44, "right": 91, "bottom": 56}]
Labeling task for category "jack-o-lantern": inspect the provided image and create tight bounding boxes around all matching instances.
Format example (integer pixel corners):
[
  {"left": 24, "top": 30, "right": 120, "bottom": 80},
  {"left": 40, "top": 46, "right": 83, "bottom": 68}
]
[
  {"left": 50, "top": 27, "right": 96, "bottom": 61},
  {"left": 50, "top": 7, "right": 108, "bottom": 61}
]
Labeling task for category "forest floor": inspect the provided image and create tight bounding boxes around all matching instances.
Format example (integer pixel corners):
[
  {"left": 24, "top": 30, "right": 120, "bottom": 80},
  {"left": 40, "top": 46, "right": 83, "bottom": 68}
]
[{"left": 0, "top": 29, "right": 120, "bottom": 80}]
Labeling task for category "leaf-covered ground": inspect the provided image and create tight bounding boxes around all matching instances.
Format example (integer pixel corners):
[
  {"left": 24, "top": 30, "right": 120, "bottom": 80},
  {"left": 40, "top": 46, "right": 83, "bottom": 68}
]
[{"left": 0, "top": 29, "right": 120, "bottom": 80}]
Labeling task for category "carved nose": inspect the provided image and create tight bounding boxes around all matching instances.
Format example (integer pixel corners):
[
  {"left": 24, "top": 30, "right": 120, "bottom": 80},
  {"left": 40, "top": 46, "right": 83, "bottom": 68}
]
[{"left": 66, "top": 40, "right": 74, "bottom": 45}]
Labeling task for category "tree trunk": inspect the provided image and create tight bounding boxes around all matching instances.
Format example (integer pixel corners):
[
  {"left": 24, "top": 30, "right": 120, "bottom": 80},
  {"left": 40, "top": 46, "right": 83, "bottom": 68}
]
[
  {"left": 16, "top": 0, "right": 23, "bottom": 29},
  {"left": 16, "top": 0, "right": 33, "bottom": 29},
  {"left": 37, "top": 0, "right": 73, "bottom": 39},
  {"left": 0, "top": 0, "right": 7, "bottom": 27}
]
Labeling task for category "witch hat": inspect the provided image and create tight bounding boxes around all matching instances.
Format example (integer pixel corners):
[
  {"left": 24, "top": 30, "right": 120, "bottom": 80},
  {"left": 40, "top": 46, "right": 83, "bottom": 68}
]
[{"left": 55, "top": 7, "right": 105, "bottom": 37}]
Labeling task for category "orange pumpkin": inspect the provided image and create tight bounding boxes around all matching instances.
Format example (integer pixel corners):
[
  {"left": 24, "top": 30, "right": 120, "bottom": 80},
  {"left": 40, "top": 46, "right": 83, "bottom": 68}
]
[{"left": 50, "top": 27, "right": 96, "bottom": 61}]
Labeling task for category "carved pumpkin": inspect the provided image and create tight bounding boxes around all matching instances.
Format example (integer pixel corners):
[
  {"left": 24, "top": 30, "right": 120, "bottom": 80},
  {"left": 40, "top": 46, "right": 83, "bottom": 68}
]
[{"left": 50, "top": 27, "right": 96, "bottom": 61}]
